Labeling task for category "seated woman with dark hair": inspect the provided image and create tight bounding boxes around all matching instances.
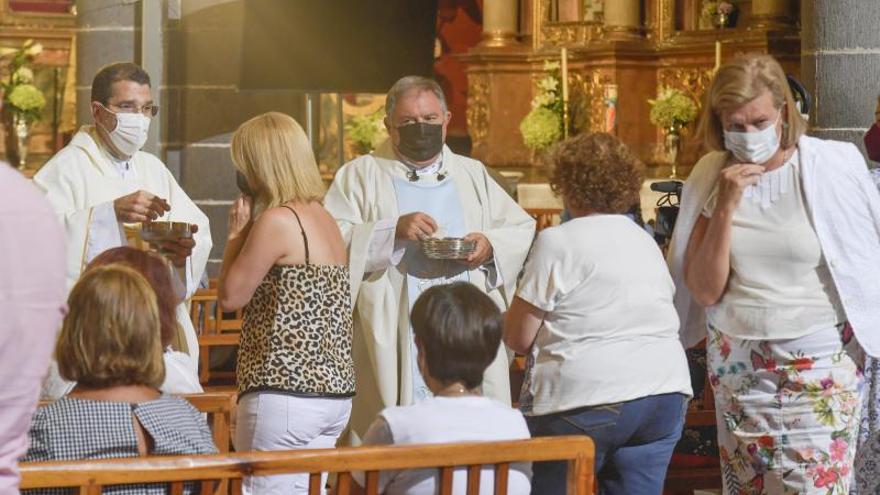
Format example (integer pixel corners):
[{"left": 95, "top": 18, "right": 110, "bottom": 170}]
[
  {"left": 505, "top": 133, "right": 691, "bottom": 495},
  {"left": 23, "top": 265, "right": 216, "bottom": 493},
  {"left": 351, "top": 282, "right": 531, "bottom": 495},
  {"left": 42, "top": 247, "right": 202, "bottom": 397}
]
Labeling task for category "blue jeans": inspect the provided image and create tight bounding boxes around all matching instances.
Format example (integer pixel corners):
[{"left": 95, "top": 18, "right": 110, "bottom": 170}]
[{"left": 526, "top": 392, "right": 687, "bottom": 495}]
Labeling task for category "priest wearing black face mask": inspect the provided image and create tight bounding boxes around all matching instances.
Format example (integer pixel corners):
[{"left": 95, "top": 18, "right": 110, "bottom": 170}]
[{"left": 324, "top": 76, "right": 535, "bottom": 445}]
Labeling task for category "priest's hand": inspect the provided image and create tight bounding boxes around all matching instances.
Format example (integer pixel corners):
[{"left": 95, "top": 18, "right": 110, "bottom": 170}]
[
  {"left": 228, "top": 195, "right": 253, "bottom": 240},
  {"left": 114, "top": 190, "right": 171, "bottom": 223},
  {"left": 460, "top": 232, "right": 493, "bottom": 269},
  {"left": 395, "top": 212, "right": 438, "bottom": 241},
  {"left": 156, "top": 224, "right": 198, "bottom": 268}
]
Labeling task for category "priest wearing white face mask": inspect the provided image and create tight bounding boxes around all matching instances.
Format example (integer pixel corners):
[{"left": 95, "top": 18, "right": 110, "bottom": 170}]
[
  {"left": 668, "top": 54, "right": 880, "bottom": 494},
  {"left": 34, "top": 62, "right": 211, "bottom": 395},
  {"left": 324, "top": 76, "right": 535, "bottom": 444}
]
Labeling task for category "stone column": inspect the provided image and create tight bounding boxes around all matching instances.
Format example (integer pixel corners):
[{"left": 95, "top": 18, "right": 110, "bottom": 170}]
[
  {"left": 140, "top": 1, "right": 164, "bottom": 156},
  {"left": 603, "top": 0, "right": 641, "bottom": 38},
  {"left": 750, "top": 0, "right": 794, "bottom": 29},
  {"left": 802, "top": 0, "right": 880, "bottom": 155},
  {"left": 74, "top": 0, "right": 139, "bottom": 128},
  {"left": 480, "top": 0, "right": 518, "bottom": 47}
]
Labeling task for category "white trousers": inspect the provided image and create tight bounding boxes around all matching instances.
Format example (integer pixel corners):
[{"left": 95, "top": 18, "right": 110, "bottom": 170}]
[{"left": 235, "top": 392, "right": 352, "bottom": 495}]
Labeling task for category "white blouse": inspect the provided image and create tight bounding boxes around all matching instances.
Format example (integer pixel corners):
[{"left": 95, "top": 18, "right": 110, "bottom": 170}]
[
  {"left": 702, "top": 151, "right": 845, "bottom": 339},
  {"left": 669, "top": 135, "right": 880, "bottom": 356}
]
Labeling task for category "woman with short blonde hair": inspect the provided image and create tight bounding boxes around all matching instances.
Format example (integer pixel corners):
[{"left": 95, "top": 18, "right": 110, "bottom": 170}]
[
  {"left": 670, "top": 53, "right": 880, "bottom": 493},
  {"left": 230, "top": 111, "right": 325, "bottom": 214},
  {"left": 220, "top": 112, "right": 353, "bottom": 494},
  {"left": 694, "top": 54, "right": 808, "bottom": 152},
  {"left": 57, "top": 264, "right": 165, "bottom": 389},
  {"left": 24, "top": 265, "right": 216, "bottom": 483}
]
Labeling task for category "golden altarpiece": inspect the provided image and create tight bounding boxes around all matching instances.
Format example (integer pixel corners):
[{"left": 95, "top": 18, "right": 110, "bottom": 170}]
[{"left": 461, "top": 0, "right": 800, "bottom": 181}]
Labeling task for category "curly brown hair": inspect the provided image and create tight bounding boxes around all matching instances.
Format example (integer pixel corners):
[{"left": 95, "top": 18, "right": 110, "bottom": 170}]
[{"left": 549, "top": 133, "right": 644, "bottom": 214}]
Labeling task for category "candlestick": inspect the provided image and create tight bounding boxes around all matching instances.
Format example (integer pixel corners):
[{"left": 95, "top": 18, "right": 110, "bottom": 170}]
[
  {"left": 561, "top": 47, "right": 569, "bottom": 138},
  {"left": 561, "top": 47, "right": 569, "bottom": 103}
]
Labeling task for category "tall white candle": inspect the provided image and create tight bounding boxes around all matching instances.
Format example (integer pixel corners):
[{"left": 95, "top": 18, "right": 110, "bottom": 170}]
[
  {"left": 561, "top": 47, "right": 569, "bottom": 103},
  {"left": 715, "top": 41, "right": 722, "bottom": 70}
]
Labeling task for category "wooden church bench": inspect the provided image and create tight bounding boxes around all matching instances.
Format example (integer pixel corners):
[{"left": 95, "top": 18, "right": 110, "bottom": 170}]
[
  {"left": 181, "top": 391, "right": 236, "bottom": 454},
  {"left": 524, "top": 207, "right": 562, "bottom": 232},
  {"left": 190, "top": 283, "right": 242, "bottom": 385},
  {"left": 20, "top": 436, "right": 595, "bottom": 495}
]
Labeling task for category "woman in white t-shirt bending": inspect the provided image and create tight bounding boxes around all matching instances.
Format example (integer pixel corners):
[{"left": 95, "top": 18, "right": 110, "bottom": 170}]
[
  {"left": 353, "top": 282, "right": 531, "bottom": 495},
  {"left": 504, "top": 133, "right": 691, "bottom": 495}
]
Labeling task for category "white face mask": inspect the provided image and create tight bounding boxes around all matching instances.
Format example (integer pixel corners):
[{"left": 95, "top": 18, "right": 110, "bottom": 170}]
[
  {"left": 723, "top": 113, "right": 781, "bottom": 164},
  {"left": 100, "top": 105, "right": 150, "bottom": 156}
]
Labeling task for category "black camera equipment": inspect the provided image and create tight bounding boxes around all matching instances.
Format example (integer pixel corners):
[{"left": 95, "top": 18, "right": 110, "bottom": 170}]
[{"left": 650, "top": 180, "right": 683, "bottom": 246}]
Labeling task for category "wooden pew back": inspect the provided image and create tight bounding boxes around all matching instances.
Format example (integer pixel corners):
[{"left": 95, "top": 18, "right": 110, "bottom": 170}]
[
  {"left": 181, "top": 391, "right": 236, "bottom": 453},
  {"left": 524, "top": 207, "right": 562, "bottom": 231},
  {"left": 20, "top": 436, "right": 595, "bottom": 495},
  {"left": 190, "top": 285, "right": 242, "bottom": 385}
]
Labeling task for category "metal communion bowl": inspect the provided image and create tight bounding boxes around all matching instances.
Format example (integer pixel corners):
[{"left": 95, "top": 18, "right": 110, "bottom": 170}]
[
  {"left": 421, "top": 237, "right": 477, "bottom": 260},
  {"left": 140, "top": 221, "right": 193, "bottom": 243}
]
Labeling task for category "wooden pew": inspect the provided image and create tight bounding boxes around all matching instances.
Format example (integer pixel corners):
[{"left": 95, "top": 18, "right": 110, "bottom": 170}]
[
  {"left": 20, "top": 436, "right": 595, "bottom": 495},
  {"left": 190, "top": 284, "right": 242, "bottom": 385},
  {"left": 181, "top": 391, "right": 236, "bottom": 454},
  {"left": 524, "top": 207, "right": 562, "bottom": 232}
]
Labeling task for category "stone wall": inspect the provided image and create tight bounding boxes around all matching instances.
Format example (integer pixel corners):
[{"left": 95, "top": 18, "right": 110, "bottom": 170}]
[
  {"left": 801, "top": 0, "right": 880, "bottom": 158},
  {"left": 76, "top": 0, "right": 307, "bottom": 277},
  {"left": 166, "top": 0, "right": 306, "bottom": 276}
]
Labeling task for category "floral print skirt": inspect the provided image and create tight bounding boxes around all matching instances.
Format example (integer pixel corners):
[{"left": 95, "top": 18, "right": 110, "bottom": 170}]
[{"left": 707, "top": 323, "right": 864, "bottom": 495}]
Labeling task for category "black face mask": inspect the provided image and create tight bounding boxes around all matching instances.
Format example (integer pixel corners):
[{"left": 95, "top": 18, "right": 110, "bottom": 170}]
[
  {"left": 236, "top": 171, "right": 255, "bottom": 197},
  {"left": 396, "top": 122, "right": 443, "bottom": 163}
]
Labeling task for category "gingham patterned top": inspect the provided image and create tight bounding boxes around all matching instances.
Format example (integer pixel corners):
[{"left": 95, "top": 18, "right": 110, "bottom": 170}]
[{"left": 22, "top": 394, "right": 217, "bottom": 495}]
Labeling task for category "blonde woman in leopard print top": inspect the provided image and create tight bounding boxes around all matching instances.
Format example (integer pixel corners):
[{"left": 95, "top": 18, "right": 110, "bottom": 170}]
[{"left": 219, "top": 112, "right": 354, "bottom": 495}]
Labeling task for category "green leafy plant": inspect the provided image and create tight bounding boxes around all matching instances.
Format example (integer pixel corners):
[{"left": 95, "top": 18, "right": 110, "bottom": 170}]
[
  {"left": 345, "top": 108, "right": 387, "bottom": 155},
  {"left": 520, "top": 60, "right": 565, "bottom": 151},
  {"left": 520, "top": 107, "right": 563, "bottom": 151},
  {"left": 1, "top": 39, "right": 46, "bottom": 123},
  {"left": 648, "top": 88, "right": 698, "bottom": 130}
]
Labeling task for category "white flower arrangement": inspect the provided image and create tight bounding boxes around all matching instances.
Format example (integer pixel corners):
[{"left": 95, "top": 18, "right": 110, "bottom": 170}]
[
  {"left": 1, "top": 39, "right": 46, "bottom": 123},
  {"left": 521, "top": 60, "right": 565, "bottom": 151}
]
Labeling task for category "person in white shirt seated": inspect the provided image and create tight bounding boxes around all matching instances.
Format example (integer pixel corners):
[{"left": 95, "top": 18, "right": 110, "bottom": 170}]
[
  {"left": 351, "top": 282, "right": 531, "bottom": 495},
  {"left": 504, "top": 133, "right": 692, "bottom": 495},
  {"left": 43, "top": 247, "right": 203, "bottom": 397}
]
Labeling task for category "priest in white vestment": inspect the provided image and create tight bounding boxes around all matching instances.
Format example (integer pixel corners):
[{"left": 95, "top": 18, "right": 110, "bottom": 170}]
[
  {"left": 33, "top": 63, "right": 210, "bottom": 395},
  {"left": 324, "top": 76, "right": 536, "bottom": 443}
]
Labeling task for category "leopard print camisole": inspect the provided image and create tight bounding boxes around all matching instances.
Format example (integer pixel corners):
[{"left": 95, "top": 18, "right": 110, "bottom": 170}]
[{"left": 236, "top": 206, "right": 355, "bottom": 399}]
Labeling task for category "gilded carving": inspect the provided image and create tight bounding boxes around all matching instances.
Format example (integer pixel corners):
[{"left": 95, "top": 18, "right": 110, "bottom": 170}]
[
  {"left": 657, "top": 67, "right": 714, "bottom": 106},
  {"left": 540, "top": 23, "right": 605, "bottom": 47},
  {"left": 467, "top": 73, "right": 490, "bottom": 148},
  {"left": 568, "top": 69, "right": 610, "bottom": 134}
]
